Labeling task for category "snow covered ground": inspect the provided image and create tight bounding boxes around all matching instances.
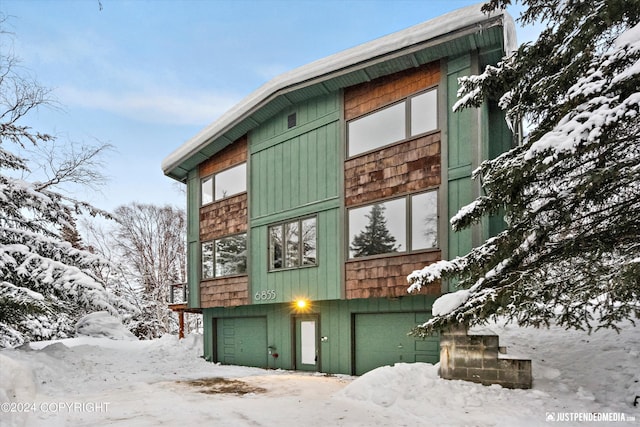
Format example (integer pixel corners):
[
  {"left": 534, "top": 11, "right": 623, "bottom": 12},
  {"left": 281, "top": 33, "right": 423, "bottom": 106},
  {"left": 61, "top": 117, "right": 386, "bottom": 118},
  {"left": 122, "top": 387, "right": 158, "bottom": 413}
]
[{"left": 1, "top": 314, "right": 638, "bottom": 427}]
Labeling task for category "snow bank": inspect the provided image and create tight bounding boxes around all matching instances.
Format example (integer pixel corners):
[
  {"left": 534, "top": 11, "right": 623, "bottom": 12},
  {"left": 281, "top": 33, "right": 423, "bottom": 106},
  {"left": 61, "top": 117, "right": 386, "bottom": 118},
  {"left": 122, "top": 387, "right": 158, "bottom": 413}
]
[
  {"left": 0, "top": 354, "right": 37, "bottom": 402},
  {"left": 0, "top": 355, "right": 38, "bottom": 427},
  {"left": 74, "top": 311, "right": 137, "bottom": 341},
  {"left": 338, "top": 319, "right": 640, "bottom": 426},
  {"left": 0, "top": 319, "right": 638, "bottom": 427},
  {"left": 339, "top": 362, "right": 439, "bottom": 407},
  {"left": 338, "top": 362, "right": 540, "bottom": 426}
]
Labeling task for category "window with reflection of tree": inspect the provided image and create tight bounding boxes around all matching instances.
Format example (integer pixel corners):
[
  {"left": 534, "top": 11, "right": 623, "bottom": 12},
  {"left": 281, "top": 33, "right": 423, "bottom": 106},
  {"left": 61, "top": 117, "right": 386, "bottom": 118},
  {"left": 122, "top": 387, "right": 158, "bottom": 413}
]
[
  {"left": 349, "top": 200, "right": 405, "bottom": 258},
  {"left": 202, "top": 233, "right": 247, "bottom": 279},
  {"left": 348, "top": 190, "right": 438, "bottom": 259},
  {"left": 269, "top": 216, "right": 317, "bottom": 270}
]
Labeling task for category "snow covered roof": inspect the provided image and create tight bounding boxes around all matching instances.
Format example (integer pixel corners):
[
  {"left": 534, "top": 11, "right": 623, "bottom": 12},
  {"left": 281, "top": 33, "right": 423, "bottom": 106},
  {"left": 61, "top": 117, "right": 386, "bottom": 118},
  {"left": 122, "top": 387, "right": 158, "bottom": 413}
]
[{"left": 162, "top": 3, "right": 516, "bottom": 181}]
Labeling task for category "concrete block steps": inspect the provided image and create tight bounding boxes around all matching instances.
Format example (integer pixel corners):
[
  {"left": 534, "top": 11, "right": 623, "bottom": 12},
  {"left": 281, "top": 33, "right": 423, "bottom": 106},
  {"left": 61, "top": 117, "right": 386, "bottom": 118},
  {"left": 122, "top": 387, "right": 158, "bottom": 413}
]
[{"left": 439, "top": 326, "right": 532, "bottom": 389}]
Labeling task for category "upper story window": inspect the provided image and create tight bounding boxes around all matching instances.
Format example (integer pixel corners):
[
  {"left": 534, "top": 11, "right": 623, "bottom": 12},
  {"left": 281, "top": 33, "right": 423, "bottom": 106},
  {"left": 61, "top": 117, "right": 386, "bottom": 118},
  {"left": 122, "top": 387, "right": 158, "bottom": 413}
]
[
  {"left": 202, "top": 233, "right": 247, "bottom": 279},
  {"left": 201, "top": 162, "right": 247, "bottom": 205},
  {"left": 269, "top": 216, "right": 317, "bottom": 271},
  {"left": 348, "top": 190, "right": 438, "bottom": 259},
  {"left": 347, "top": 88, "right": 438, "bottom": 157}
]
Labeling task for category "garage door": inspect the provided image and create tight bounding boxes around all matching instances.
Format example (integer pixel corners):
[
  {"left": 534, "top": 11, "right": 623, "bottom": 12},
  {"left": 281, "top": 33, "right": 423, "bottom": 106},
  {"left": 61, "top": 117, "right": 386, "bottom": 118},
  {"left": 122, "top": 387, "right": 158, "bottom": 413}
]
[
  {"left": 216, "top": 317, "right": 267, "bottom": 368},
  {"left": 354, "top": 312, "right": 439, "bottom": 375}
]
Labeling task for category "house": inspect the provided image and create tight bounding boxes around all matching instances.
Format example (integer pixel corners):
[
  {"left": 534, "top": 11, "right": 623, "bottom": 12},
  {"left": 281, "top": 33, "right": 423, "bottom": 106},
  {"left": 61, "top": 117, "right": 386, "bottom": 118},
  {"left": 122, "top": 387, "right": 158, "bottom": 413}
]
[{"left": 162, "top": 3, "right": 516, "bottom": 375}]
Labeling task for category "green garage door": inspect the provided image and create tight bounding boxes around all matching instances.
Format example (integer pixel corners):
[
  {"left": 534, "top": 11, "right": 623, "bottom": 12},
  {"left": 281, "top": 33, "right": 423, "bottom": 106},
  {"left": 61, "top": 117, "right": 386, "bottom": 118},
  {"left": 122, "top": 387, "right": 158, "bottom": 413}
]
[
  {"left": 354, "top": 312, "right": 439, "bottom": 375},
  {"left": 216, "top": 317, "right": 268, "bottom": 368}
]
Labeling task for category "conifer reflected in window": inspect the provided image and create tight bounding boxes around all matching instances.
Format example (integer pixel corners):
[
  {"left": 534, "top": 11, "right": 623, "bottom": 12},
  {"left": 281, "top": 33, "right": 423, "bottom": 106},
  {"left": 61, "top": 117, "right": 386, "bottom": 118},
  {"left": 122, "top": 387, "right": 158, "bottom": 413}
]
[
  {"left": 215, "top": 234, "right": 247, "bottom": 276},
  {"left": 201, "top": 233, "right": 247, "bottom": 279},
  {"left": 269, "top": 216, "right": 317, "bottom": 270},
  {"left": 348, "top": 190, "right": 438, "bottom": 258},
  {"left": 349, "top": 199, "right": 405, "bottom": 258},
  {"left": 202, "top": 241, "right": 215, "bottom": 279}
]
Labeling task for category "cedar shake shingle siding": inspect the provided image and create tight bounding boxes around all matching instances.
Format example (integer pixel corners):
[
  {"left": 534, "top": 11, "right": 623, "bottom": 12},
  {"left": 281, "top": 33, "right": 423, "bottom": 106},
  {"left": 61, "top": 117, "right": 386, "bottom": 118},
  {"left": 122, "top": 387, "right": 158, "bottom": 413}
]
[
  {"left": 199, "top": 194, "right": 247, "bottom": 242},
  {"left": 199, "top": 136, "right": 249, "bottom": 308},
  {"left": 345, "top": 252, "right": 441, "bottom": 299},
  {"left": 344, "top": 61, "right": 440, "bottom": 121},
  {"left": 344, "top": 61, "right": 442, "bottom": 299},
  {"left": 344, "top": 133, "right": 441, "bottom": 206},
  {"left": 201, "top": 276, "right": 249, "bottom": 308},
  {"left": 199, "top": 136, "right": 247, "bottom": 177}
]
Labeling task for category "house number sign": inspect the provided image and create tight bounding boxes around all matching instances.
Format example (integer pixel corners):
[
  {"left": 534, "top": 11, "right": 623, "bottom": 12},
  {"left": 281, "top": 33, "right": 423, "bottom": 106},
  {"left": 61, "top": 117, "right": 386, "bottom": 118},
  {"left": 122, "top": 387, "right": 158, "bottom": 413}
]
[{"left": 255, "top": 290, "right": 277, "bottom": 301}]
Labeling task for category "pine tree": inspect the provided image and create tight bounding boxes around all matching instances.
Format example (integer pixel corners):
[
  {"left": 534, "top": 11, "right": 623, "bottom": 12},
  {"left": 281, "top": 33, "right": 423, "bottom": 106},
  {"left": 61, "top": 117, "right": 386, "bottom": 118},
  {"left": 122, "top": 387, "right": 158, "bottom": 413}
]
[
  {"left": 0, "top": 18, "right": 123, "bottom": 347},
  {"left": 408, "top": 0, "right": 640, "bottom": 335},
  {"left": 350, "top": 204, "right": 398, "bottom": 257}
]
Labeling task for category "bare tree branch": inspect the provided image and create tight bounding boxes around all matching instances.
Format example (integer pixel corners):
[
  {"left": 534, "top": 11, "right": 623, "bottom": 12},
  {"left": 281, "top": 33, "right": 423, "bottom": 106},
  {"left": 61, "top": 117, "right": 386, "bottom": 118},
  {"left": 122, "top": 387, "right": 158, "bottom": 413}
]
[{"left": 29, "top": 140, "right": 114, "bottom": 193}]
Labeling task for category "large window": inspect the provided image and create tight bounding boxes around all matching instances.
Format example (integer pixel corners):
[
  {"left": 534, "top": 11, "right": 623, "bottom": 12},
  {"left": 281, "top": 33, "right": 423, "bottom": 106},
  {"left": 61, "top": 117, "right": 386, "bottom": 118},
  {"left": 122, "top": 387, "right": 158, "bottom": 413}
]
[
  {"left": 202, "top": 233, "right": 247, "bottom": 279},
  {"left": 201, "top": 163, "right": 246, "bottom": 205},
  {"left": 348, "top": 190, "right": 438, "bottom": 259},
  {"left": 349, "top": 199, "right": 406, "bottom": 257},
  {"left": 347, "top": 88, "right": 438, "bottom": 157},
  {"left": 269, "top": 216, "right": 317, "bottom": 270}
]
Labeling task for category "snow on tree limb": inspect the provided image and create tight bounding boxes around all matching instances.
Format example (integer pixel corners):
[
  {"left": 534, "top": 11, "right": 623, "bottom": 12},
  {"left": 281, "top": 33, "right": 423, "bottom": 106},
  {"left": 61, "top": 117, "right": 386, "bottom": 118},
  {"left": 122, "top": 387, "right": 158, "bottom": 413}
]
[
  {"left": 1, "top": 21, "right": 126, "bottom": 347},
  {"left": 409, "top": 1, "right": 640, "bottom": 336}
]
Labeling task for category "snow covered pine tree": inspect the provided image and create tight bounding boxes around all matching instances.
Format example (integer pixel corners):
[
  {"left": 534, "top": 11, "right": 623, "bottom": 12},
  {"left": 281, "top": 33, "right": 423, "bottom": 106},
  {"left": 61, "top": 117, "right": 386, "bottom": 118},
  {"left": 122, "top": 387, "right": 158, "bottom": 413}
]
[
  {"left": 408, "top": 0, "right": 640, "bottom": 335},
  {"left": 0, "top": 19, "right": 124, "bottom": 347}
]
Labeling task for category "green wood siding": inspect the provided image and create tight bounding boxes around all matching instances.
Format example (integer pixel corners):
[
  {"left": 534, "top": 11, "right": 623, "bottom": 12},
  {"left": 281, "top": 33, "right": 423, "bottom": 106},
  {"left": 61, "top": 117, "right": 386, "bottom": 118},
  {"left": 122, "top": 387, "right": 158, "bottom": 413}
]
[
  {"left": 487, "top": 101, "right": 511, "bottom": 237},
  {"left": 186, "top": 169, "right": 200, "bottom": 307},
  {"left": 250, "top": 94, "right": 340, "bottom": 220},
  {"left": 447, "top": 56, "right": 474, "bottom": 170},
  {"left": 250, "top": 207, "right": 341, "bottom": 303},
  {"left": 446, "top": 54, "right": 475, "bottom": 278},
  {"left": 202, "top": 295, "right": 437, "bottom": 375},
  {"left": 250, "top": 94, "right": 339, "bottom": 144},
  {"left": 444, "top": 53, "right": 512, "bottom": 292},
  {"left": 248, "top": 93, "right": 342, "bottom": 304},
  {"left": 447, "top": 178, "right": 474, "bottom": 260}
]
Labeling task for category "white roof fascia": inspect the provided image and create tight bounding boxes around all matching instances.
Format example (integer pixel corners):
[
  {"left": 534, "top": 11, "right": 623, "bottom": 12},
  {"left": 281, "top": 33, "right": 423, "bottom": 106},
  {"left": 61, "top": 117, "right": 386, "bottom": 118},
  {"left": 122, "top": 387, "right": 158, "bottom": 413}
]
[{"left": 162, "top": 3, "right": 515, "bottom": 177}]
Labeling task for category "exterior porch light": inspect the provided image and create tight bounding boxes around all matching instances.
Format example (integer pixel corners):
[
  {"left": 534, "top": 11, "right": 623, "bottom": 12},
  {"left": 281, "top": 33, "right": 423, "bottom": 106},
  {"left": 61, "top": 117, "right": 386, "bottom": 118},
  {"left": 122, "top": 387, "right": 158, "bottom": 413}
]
[{"left": 293, "top": 298, "right": 310, "bottom": 312}]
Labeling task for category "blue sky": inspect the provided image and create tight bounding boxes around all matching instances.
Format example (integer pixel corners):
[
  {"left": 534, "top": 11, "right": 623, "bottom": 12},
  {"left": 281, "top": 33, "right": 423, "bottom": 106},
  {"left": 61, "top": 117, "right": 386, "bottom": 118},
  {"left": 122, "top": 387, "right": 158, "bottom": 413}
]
[{"left": 1, "top": 0, "right": 541, "bottom": 212}]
